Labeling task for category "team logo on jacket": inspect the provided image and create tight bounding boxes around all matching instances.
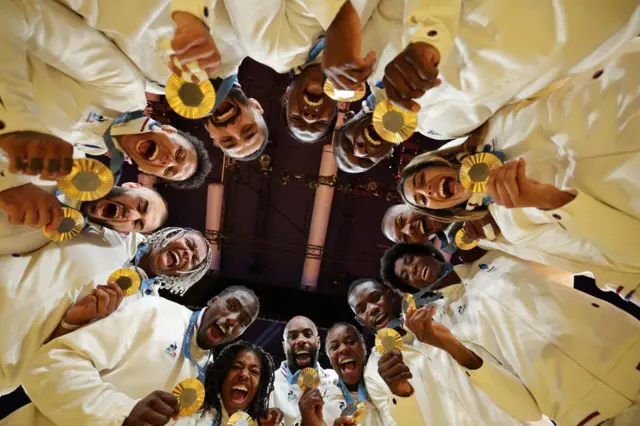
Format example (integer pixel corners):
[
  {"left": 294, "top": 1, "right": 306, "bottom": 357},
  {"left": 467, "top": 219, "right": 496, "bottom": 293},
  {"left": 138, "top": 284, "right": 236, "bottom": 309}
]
[
  {"left": 85, "top": 112, "right": 107, "bottom": 123},
  {"left": 165, "top": 342, "right": 178, "bottom": 359},
  {"left": 478, "top": 264, "right": 496, "bottom": 273}
]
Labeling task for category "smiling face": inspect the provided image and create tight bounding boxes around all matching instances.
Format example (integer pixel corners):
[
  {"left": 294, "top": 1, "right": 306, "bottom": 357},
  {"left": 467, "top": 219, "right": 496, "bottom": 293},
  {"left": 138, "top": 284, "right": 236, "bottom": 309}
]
[
  {"left": 326, "top": 325, "right": 366, "bottom": 387},
  {"left": 348, "top": 281, "right": 397, "bottom": 332},
  {"left": 382, "top": 205, "right": 445, "bottom": 244},
  {"left": 148, "top": 230, "right": 208, "bottom": 276},
  {"left": 403, "top": 165, "right": 471, "bottom": 209},
  {"left": 197, "top": 290, "right": 259, "bottom": 349},
  {"left": 336, "top": 113, "right": 394, "bottom": 172},
  {"left": 283, "top": 316, "right": 321, "bottom": 372},
  {"left": 207, "top": 88, "right": 266, "bottom": 159},
  {"left": 82, "top": 185, "right": 166, "bottom": 233},
  {"left": 393, "top": 254, "right": 444, "bottom": 290},
  {"left": 221, "top": 350, "right": 261, "bottom": 414},
  {"left": 286, "top": 65, "right": 336, "bottom": 142},
  {"left": 118, "top": 125, "right": 197, "bottom": 181}
]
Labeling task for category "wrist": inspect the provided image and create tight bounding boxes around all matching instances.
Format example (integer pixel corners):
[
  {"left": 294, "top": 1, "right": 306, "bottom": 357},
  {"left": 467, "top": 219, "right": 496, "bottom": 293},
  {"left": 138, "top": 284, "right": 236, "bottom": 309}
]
[
  {"left": 443, "top": 338, "right": 482, "bottom": 370},
  {"left": 541, "top": 189, "right": 575, "bottom": 210},
  {"left": 59, "top": 318, "right": 82, "bottom": 331}
]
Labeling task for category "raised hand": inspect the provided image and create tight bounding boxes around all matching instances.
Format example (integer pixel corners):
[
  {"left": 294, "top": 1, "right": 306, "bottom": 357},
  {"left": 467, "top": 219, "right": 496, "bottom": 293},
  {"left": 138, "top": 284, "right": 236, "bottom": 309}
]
[
  {"left": 0, "top": 132, "right": 73, "bottom": 179},
  {"left": 0, "top": 183, "right": 62, "bottom": 233},
  {"left": 170, "top": 12, "right": 221, "bottom": 82},
  {"left": 62, "top": 282, "right": 125, "bottom": 327},
  {"left": 123, "top": 390, "right": 179, "bottom": 426},
  {"left": 377, "top": 350, "right": 413, "bottom": 397},
  {"left": 298, "top": 387, "right": 324, "bottom": 426}
]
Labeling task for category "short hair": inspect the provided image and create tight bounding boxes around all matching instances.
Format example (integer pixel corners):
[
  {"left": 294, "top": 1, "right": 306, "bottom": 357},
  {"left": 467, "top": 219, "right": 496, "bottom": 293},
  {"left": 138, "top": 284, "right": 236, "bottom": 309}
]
[
  {"left": 215, "top": 285, "right": 260, "bottom": 313},
  {"left": 164, "top": 130, "right": 212, "bottom": 190},
  {"left": 325, "top": 322, "right": 365, "bottom": 350},
  {"left": 347, "top": 277, "right": 384, "bottom": 299},
  {"left": 381, "top": 204, "right": 408, "bottom": 242},
  {"left": 333, "top": 110, "right": 375, "bottom": 174},
  {"left": 380, "top": 242, "right": 445, "bottom": 293},
  {"left": 204, "top": 341, "right": 275, "bottom": 420},
  {"left": 107, "top": 185, "right": 169, "bottom": 230}
]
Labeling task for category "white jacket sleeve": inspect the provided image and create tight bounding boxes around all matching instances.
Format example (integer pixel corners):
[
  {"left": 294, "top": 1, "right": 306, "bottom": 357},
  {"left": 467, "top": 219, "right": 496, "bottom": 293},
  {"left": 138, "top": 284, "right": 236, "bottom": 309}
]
[
  {"left": 21, "top": 306, "right": 156, "bottom": 426},
  {"left": 535, "top": 190, "right": 640, "bottom": 267},
  {"left": 363, "top": 365, "right": 400, "bottom": 426},
  {"left": 403, "top": 0, "right": 461, "bottom": 63},
  {"left": 460, "top": 342, "right": 544, "bottom": 422},
  {"left": 0, "top": 0, "right": 55, "bottom": 137}
]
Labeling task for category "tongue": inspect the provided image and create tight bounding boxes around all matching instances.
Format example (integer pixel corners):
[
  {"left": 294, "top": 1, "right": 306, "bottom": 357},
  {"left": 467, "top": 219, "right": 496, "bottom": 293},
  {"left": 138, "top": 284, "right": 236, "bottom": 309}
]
[
  {"left": 306, "top": 80, "right": 323, "bottom": 95},
  {"left": 343, "top": 362, "right": 356, "bottom": 373},
  {"left": 231, "top": 390, "right": 247, "bottom": 403}
]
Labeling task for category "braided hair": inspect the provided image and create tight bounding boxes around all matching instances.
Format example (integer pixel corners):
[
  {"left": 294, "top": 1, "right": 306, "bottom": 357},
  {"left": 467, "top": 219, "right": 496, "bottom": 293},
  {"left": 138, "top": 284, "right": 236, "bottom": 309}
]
[
  {"left": 203, "top": 341, "right": 276, "bottom": 421},
  {"left": 146, "top": 227, "right": 213, "bottom": 296}
]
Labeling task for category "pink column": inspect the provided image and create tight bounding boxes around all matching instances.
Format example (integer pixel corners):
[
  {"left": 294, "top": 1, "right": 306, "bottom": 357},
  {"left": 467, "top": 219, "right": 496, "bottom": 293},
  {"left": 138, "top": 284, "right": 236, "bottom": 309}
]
[
  {"left": 301, "top": 144, "right": 338, "bottom": 289},
  {"left": 205, "top": 183, "right": 224, "bottom": 271}
]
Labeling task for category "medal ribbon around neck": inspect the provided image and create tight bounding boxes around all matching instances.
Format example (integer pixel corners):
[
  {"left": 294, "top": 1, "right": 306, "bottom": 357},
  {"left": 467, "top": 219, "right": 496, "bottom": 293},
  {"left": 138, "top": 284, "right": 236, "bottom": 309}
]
[
  {"left": 183, "top": 309, "right": 207, "bottom": 383},
  {"left": 338, "top": 379, "right": 367, "bottom": 405},
  {"left": 102, "top": 110, "right": 147, "bottom": 185},
  {"left": 285, "top": 362, "right": 319, "bottom": 386},
  {"left": 132, "top": 242, "right": 155, "bottom": 293}
]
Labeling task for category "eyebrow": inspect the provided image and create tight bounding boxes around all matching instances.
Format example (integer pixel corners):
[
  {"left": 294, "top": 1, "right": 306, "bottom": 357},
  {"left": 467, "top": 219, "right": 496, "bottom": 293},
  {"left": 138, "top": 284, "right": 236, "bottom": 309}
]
[
  {"left": 140, "top": 198, "right": 149, "bottom": 214},
  {"left": 187, "top": 238, "right": 202, "bottom": 264}
]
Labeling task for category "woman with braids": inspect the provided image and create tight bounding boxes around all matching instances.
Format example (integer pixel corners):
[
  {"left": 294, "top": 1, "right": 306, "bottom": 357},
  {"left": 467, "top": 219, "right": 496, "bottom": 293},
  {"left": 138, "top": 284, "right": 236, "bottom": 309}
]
[
  {"left": 169, "top": 341, "right": 283, "bottom": 426},
  {"left": 398, "top": 40, "right": 640, "bottom": 306}
]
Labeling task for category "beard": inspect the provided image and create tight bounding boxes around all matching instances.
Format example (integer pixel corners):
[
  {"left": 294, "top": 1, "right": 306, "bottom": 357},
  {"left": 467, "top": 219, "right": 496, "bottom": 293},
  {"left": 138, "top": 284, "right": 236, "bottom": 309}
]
[{"left": 285, "top": 345, "right": 320, "bottom": 373}]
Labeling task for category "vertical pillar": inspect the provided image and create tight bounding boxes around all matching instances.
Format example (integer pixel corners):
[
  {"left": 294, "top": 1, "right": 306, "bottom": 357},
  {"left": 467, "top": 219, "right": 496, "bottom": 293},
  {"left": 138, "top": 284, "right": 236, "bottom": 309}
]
[{"left": 205, "top": 183, "right": 224, "bottom": 271}]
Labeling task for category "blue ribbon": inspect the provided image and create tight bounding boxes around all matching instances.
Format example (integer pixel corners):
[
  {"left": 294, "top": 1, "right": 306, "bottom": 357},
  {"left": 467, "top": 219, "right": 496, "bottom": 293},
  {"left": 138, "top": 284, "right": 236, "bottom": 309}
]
[
  {"left": 212, "top": 410, "right": 222, "bottom": 426},
  {"left": 338, "top": 379, "right": 367, "bottom": 405},
  {"left": 212, "top": 75, "right": 239, "bottom": 112},
  {"left": 102, "top": 110, "right": 146, "bottom": 185},
  {"left": 183, "top": 310, "right": 206, "bottom": 383},
  {"left": 306, "top": 38, "right": 325, "bottom": 64},
  {"left": 365, "top": 93, "right": 376, "bottom": 112},
  {"left": 284, "top": 362, "right": 320, "bottom": 385},
  {"left": 132, "top": 243, "right": 154, "bottom": 293}
]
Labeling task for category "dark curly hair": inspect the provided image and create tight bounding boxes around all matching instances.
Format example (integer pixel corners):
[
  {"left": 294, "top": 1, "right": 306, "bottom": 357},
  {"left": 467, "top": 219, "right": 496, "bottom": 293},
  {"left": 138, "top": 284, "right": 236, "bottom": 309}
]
[
  {"left": 380, "top": 242, "right": 445, "bottom": 294},
  {"left": 203, "top": 341, "right": 275, "bottom": 421},
  {"left": 164, "top": 129, "right": 212, "bottom": 190}
]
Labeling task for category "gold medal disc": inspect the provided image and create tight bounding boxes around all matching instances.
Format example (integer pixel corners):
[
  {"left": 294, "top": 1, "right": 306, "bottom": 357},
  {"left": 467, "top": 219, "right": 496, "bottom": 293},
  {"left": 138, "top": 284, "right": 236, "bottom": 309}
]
[
  {"left": 455, "top": 228, "right": 480, "bottom": 251},
  {"left": 323, "top": 80, "right": 366, "bottom": 103},
  {"left": 372, "top": 100, "right": 417, "bottom": 144},
  {"left": 42, "top": 207, "right": 84, "bottom": 241},
  {"left": 341, "top": 401, "right": 367, "bottom": 423},
  {"left": 297, "top": 367, "right": 320, "bottom": 391},
  {"left": 402, "top": 293, "right": 417, "bottom": 320},
  {"left": 172, "top": 378, "right": 205, "bottom": 417},
  {"left": 458, "top": 152, "right": 503, "bottom": 193},
  {"left": 165, "top": 74, "right": 216, "bottom": 119},
  {"left": 108, "top": 268, "right": 141, "bottom": 296},
  {"left": 228, "top": 411, "right": 257, "bottom": 426},
  {"left": 57, "top": 158, "right": 114, "bottom": 202},
  {"left": 375, "top": 328, "right": 403, "bottom": 355}
]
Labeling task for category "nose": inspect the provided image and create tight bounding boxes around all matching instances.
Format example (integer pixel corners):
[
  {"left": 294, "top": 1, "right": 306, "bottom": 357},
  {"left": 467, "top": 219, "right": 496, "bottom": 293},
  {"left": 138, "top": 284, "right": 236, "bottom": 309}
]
[
  {"left": 302, "top": 110, "right": 319, "bottom": 122},
  {"left": 410, "top": 262, "right": 419, "bottom": 278},
  {"left": 161, "top": 152, "right": 176, "bottom": 167},
  {"left": 401, "top": 221, "right": 412, "bottom": 234},
  {"left": 125, "top": 208, "right": 140, "bottom": 221},
  {"left": 367, "top": 304, "right": 380, "bottom": 320}
]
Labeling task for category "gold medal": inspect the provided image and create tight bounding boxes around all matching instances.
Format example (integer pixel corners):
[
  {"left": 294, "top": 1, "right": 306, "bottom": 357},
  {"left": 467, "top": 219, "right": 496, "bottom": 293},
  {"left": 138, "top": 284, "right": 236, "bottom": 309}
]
[
  {"left": 108, "top": 268, "right": 141, "bottom": 296},
  {"left": 165, "top": 74, "right": 216, "bottom": 119},
  {"left": 323, "top": 80, "right": 366, "bottom": 103},
  {"left": 371, "top": 100, "right": 417, "bottom": 144},
  {"left": 375, "top": 328, "right": 403, "bottom": 355},
  {"left": 402, "top": 293, "right": 417, "bottom": 320},
  {"left": 458, "top": 152, "right": 503, "bottom": 193},
  {"left": 42, "top": 207, "right": 84, "bottom": 241},
  {"left": 172, "top": 378, "right": 205, "bottom": 417},
  {"left": 227, "top": 411, "right": 257, "bottom": 426},
  {"left": 297, "top": 367, "right": 320, "bottom": 391},
  {"left": 455, "top": 228, "right": 479, "bottom": 250},
  {"left": 341, "top": 401, "right": 366, "bottom": 423},
  {"left": 57, "top": 158, "right": 114, "bottom": 202}
]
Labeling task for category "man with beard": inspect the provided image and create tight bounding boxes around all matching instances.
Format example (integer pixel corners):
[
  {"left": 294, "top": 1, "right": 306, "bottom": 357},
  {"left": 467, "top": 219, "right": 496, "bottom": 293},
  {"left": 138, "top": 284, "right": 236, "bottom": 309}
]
[
  {"left": 3, "top": 286, "right": 259, "bottom": 426},
  {"left": 0, "top": 179, "right": 168, "bottom": 256},
  {"left": 347, "top": 278, "right": 552, "bottom": 426},
  {"left": 273, "top": 316, "right": 343, "bottom": 426},
  {"left": 381, "top": 204, "right": 446, "bottom": 244},
  {"left": 325, "top": 323, "right": 385, "bottom": 426}
]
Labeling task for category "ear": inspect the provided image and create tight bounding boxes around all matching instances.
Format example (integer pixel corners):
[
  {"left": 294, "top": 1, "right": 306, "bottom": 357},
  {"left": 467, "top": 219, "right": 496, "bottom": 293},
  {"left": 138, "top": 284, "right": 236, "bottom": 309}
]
[
  {"left": 249, "top": 98, "right": 264, "bottom": 115},
  {"left": 160, "top": 124, "right": 177, "bottom": 134},
  {"left": 121, "top": 182, "right": 142, "bottom": 189},
  {"left": 207, "top": 296, "right": 218, "bottom": 307}
]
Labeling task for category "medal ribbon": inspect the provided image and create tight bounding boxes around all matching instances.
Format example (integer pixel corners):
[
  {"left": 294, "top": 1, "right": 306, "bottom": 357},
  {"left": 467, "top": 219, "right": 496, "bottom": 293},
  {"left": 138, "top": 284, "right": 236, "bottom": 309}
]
[
  {"left": 132, "top": 242, "right": 154, "bottom": 292},
  {"left": 183, "top": 310, "right": 206, "bottom": 383},
  {"left": 212, "top": 75, "right": 238, "bottom": 112},
  {"left": 102, "top": 110, "right": 147, "bottom": 185},
  {"left": 338, "top": 379, "right": 367, "bottom": 405},
  {"left": 284, "top": 362, "right": 319, "bottom": 385}
]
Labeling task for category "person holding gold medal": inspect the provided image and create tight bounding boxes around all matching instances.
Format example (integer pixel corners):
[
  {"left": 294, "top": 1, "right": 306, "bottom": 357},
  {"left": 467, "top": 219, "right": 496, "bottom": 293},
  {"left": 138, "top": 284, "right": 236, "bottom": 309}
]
[
  {"left": 165, "top": 341, "right": 282, "bottom": 426},
  {"left": 378, "top": 246, "right": 640, "bottom": 425},
  {"left": 325, "top": 323, "right": 384, "bottom": 426},
  {"left": 398, "top": 38, "right": 640, "bottom": 305},
  {"left": 0, "top": 225, "right": 211, "bottom": 398},
  {"left": 347, "top": 278, "right": 552, "bottom": 426},
  {"left": 272, "top": 316, "right": 344, "bottom": 426},
  {"left": 3, "top": 286, "right": 260, "bottom": 426}
]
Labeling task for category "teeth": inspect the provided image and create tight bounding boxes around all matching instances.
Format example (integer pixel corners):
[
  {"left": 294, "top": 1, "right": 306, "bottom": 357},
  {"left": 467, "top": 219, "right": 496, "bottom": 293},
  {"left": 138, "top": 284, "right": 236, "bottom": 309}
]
[
  {"left": 418, "top": 219, "right": 426, "bottom": 235},
  {"left": 422, "top": 266, "right": 428, "bottom": 281},
  {"left": 374, "top": 313, "right": 386, "bottom": 325},
  {"left": 364, "top": 127, "right": 381, "bottom": 146},
  {"left": 303, "top": 93, "right": 323, "bottom": 107},
  {"left": 295, "top": 349, "right": 310, "bottom": 355},
  {"left": 217, "top": 323, "right": 228, "bottom": 335},
  {"left": 340, "top": 358, "right": 355, "bottom": 365},
  {"left": 171, "top": 251, "right": 180, "bottom": 266},
  {"left": 148, "top": 143, "right": 159, "bottom": 161},
  {"left": 439, "top": 178, "right": 446, "bottom": 198},
  {"left": 232, "top": 385, "right": 248, "bottom": 392},
  {"left": 216, "top": 106, "right": 235, "bottom": 121}
]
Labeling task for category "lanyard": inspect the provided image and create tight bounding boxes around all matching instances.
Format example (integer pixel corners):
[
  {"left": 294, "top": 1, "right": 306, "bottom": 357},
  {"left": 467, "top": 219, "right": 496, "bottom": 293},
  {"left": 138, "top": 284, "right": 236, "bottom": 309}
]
[
  {"left": 212, "top": 75, "right": 238, "bottom": 111},
  {"left": 338, "top": 379, "right": 367, "bottom": 405},
  {"left": 212, "top": 410, "right": 222, "bottom": 426},
  {"left": 132, "top": 243, "right": 154, "bottom": 292},
  {"left": 307, "top": 38, "right": 325, "bottom": 64},
  {"left": 102, "top": 110, "right": 147, "bottom": 185},
  {"left": 183, "top": 310, "right": 206, "bottom": 383},
  {"left": 284, "top": 362, "right": 319, "bottom": 385}
]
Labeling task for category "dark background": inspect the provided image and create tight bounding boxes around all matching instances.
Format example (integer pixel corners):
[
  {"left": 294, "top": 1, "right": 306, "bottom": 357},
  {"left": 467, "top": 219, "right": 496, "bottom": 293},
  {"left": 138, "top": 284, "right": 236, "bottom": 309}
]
[{"left": 2, "top": 58, "right": 638, "bottom": 419}]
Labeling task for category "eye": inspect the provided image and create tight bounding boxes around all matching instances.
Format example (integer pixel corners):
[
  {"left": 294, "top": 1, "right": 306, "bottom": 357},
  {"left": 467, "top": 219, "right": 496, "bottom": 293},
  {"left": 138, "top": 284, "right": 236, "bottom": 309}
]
[
  {"left": 402, "top": 272, "right": 409, "bottom": 281},
  {"left": 330, "top": 344, "right": 338, "bottom": 351},
  {"left": 250, "top": 369, "right": 260, "bottom": 377},
  {"left": 164, "top": 166, "right": 175, "bottom": 178}
]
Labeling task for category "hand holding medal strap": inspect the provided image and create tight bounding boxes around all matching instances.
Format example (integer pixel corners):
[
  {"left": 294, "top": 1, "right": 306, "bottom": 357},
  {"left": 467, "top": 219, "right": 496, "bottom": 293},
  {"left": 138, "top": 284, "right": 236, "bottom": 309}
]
[{"left": 227, "top": 411, "right": 257, "bottom": 426}]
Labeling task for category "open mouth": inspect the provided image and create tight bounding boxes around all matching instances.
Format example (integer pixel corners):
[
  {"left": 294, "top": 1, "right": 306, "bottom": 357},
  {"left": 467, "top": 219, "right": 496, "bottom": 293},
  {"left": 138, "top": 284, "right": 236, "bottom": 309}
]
[
  {"left": 294, "top": 348, "right": 312, "bottom": 367},
  {"left": 164, "top": 249, "right": 181, "bottom": 268},
  {"left": 212, "top": 99, "right": 238, "bottom": 123},
  {"left": 421, "top": 265, "right": 429, "bottom": 282},
  {"left": 438, "top": 177, "right": 456, "bottom": 199},
  {"left": 303, "top": 91, "right": 324, "bottom": 108},
  {"left": 364, "top": 125, "right": 382, "bottom": 146},
  {"left": 93, "top": 200, "right": 123, "bottom": 220},
  {"left": 206, "top": 322, "right": 229, "bottom": 344},
  {"left": 339, "top": 358, "right": 357, "bottom": 375},
  {"left": 372, "top": 312, "right": 390, "bottom": 330},
  {"left": 230, "top": 384, "right": 249, "bottom": 404},
  {"left": 136, "top": 140, "right": 159, "bottom": 161}
]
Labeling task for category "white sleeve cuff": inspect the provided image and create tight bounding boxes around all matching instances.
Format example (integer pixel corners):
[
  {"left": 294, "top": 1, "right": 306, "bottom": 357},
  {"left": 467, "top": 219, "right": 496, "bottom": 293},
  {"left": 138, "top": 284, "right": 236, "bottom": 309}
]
[{"left": 171, "top": 0, "right": 211, "bottom": 25}]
